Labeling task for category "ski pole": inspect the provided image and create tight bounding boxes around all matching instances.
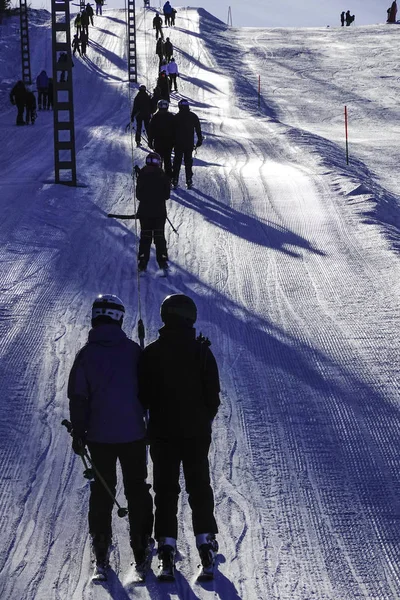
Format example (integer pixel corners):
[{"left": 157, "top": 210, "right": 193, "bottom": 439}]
[
  {"left": 167, "top": 216, "right": 178, "bottom": 235},
  {"left": 61, "top": 419, "right": 128, "bottom": 518}
]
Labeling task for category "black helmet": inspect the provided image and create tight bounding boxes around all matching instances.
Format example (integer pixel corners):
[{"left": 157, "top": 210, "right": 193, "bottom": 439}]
[
  {"left": 178, "top": 98, "right": 190, "bottom": 110},
  {"left": 160, "top": 294, "right": 197, "bottom": 325}
]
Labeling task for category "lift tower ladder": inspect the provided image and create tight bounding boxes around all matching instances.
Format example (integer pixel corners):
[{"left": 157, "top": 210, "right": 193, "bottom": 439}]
[
  {"left": 127, "top": 0, "right": 137, "bottom": 83},
  {"left": 51, "top": 0, "right": 77, "bottom": 185},
  {"left": 19, "top": 0, "right": 32, "bottom": 84}
]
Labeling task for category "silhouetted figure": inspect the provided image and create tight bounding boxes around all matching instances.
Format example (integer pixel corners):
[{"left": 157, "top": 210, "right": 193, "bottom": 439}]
[
  {"left": 164, "top": 37, "right": 173, "bottom": 62},
  {"left": 86, "top": 3, "right": 94, "bottom": 25},
  {"left": 36, "top": 69, "right": 49, "bottom": 109},
  {"left": 340, "top": 11, "right": 345, "bottom": 26},
  {"left": 345, "top": 10, "right": 355, "bottom": 25},
  {"left": 10, "top": 80, "right": 27, "bottom": 125},
  {"left": 25, "top": 86, "right": 37, "bottom": 125},
  {"left": 153, "top": 12, "right": 163, "bottom": 39},
  {"left": 131, "top": 85, "right": 153, "bottom": 146},
  {"left": 387, "top": 0, "right": 397, "bottom": 22}
]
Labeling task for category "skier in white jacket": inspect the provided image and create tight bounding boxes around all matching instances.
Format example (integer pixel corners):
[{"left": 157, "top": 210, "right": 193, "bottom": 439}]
[{"left": 166, "top": 57, "right": 179, "bottom": 92}]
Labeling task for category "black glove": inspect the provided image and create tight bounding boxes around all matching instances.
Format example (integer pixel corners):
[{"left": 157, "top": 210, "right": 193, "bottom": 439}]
[
  {"left": 195, "top": 138, "right": 203, "bottom": 148},
  {"left": 72, "top": 435, "right": 86, "bottom": 455}
]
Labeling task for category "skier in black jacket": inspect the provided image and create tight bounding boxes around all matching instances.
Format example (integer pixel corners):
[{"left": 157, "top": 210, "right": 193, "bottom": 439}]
[
  {"left": 153, "top": 12, "right": 163, "bottom": 39},
  {"left": 172, "top": 99, "right": 203, "bottom": 188},
  {"left": 138, "top": 294, "right": 220, "bottom": 579},
  {"left": 136, "top": 152, "right": 171, "bottom": 271},
  {"left": 148, "top": 99, "right": 174, "bottom": 179},
  {"left": 131, "top": 85, "right": 153, "bottom": 146},
  {"left": 10, "top": 80, "right": 27, "bottom": 125}
]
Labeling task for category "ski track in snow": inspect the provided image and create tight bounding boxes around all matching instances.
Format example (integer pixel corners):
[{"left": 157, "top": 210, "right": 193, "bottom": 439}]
[{"left": 0, "top": 7, "right": 399, "bottom": 600}]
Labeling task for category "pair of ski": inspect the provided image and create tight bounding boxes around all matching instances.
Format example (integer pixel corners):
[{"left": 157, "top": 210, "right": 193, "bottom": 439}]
[{"left": 172, "top": 182, "right": 193, "bottom": 190}]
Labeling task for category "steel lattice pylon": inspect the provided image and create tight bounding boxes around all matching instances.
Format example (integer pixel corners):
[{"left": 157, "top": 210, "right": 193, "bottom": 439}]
[
  {"left": 127, "top": 0, "right": 137, "bottom": 83},
  {"left": 19, "top": 0, "right": 31, "bottom": 84}
]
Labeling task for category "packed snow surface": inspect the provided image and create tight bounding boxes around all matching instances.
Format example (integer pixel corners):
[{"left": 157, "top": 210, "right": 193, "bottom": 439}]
[{"left": 0, "top": 7, "right": 399, "bottom": 599}]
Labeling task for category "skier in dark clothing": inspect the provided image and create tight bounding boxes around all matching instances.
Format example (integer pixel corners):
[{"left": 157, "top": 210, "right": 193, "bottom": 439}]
[
  {"left": 387, "top": 0, "right": 397, "bottom": 22},
  {"left": 10, "top": 80, "right": 27, "bottom": 125},
  {"left": 36, "top": 70, "right": 49, "bottom": 110},
  {"left": 68, "top": 294, "right": 154, "bottom": 581},
  {"left": 138, "top": 294, "right": 220, "bottom": 580},
  {"left": 153, "top": 12, "right": 163, "bottom": 39},
  {"left": 25, "top": 86, "right": 37, "bottom": 124},
  {"left": 170, "top": 7, "right": 177, "bottom": 26},
  {"left": 72, "top": 33, "right": 81, "bottom": 56},
  {"left": 163, "top": 1, "right": 173, "bottom": 26},
  {"left": 164, "top": 37, "right": 173, "bottom": 62},
  {"left": 151, "top": 85, "right": 162, "bottom": 113},
  {"left": 81, "top": 8, "right": 90, "bottom": 38},
  {"left": 172, "top": 99, "right": 203, "bottom": 189},
  {"left": 340, "top": 11, "right": 345, "bottom": 26},
  {"left": 156, "top": 37, "right": 165, "bottom": 68},
  {"left": 135, "top": 152, "right": 170, "bottom": 271},
  {"left": 131, "top": 85, "right": 153, "bottom": 146},
  {"left": 345, "top": 10, "right": 355, "bottom": 25},
  {"left": 157, "top": 69, "right": 170, "bottom": 102},
  {"left": 46, "top": 78, "right": 54, "bottom": 109},
  {"left": 148, "top": 99, "right": 174, "bottom": 179},
  {"left": 57, "top": 52, "right": 73, "bottom": 82}
]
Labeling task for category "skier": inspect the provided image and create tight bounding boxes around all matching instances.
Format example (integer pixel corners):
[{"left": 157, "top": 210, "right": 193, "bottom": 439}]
[
  {"left": 387, "top": 0, "right": 397, "bottom": 22},
  {"left": 156, "top": 37, "right": 165, "bottom": 68},
  {"left": 345, "top": 10, "right": 355, "bottom": 25},
  {"left": 151, "top": 85, "right": 162, "bottom": 113},
  {"left": 170, "top": 7, "right": 177, "bottom": 26},
  {"left": 74, "top": 12, "right": 82, "bottom": 35},
  {"left": 148, "top": 99, "right": 174, "bottom": 179},
  {"left": 135, "top": 152, "right": 170, "bottom": 271},
  {"left": 57, "top": 52, "right": 73, "bottom": 82},
  {"left": 340, "top": 11, "right": 345, "bottom": 26},
  {"left": 46, "top": 77, "right": 54, "bottom": 110},
  {"left": 81, "top": 8, "right": 90, "bottom": 38},
  {"left": 157, "top": 69, "right": 170, "bottom": 103},
  {"left": 164, "top": 37, "right": 173, "bottom": 62},
  {"left": 163, "top": 0, "right": 173, "bottom": 26},
  {"left": 138, "top": 294, "right": 221, "bottom": 580},
  {"left": 153, "top": 12, "right": 163, "bottom": 39},
  {"left": 172, "top": 99, "right": 203, "bottom": 189},
  {"left": 167, "top": 57, "right": 179, "bottom": 92},
  {"left": 36, "top": 69, "right": 49, "bottom": 110},
  {"left": 80, "top": 30, "right": 88, "bottom": 57},
  {"left": 9, "top": 80, "right": 27, "bottom": 125},
  {"left": 72, "top": 33, "right": 81, "bottom": 57},
  {"left": 95, "top": 0, "right": 103, "bottom": 15},
  {"left": 25, "top": 86, "right": 37, "bottom": 125},
  {"left": 68, "top": 294, "right": 154, "bottom": 580},
  {"left": 86, "top": 2, "right": 94, "bottom": 26},
  {"left": 131, "top": 84, "right": 153, "bottom": 146}
]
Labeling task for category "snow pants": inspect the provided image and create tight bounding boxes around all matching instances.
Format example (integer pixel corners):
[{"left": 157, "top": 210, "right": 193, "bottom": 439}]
[
  {"left": 138, "top": 216, "right": 168, "bottom": 267},
  {"left": 154, "top": 142, "right": 173, "bottom": 178},
  {"left": 87, "top": 440, "right": 153, "bottom": 553},
  {"left": 16, "top": 102, "right": 25, "bottom": 125},
  {"left": 37, "top": 87, "right": 47, "bottom": 109},
  {"left": 150, "top": 435, "right": 218, "bottom": 540},
  {"left": 173, "top": 147, "right": 193, "bottom": 182},
  {"left": 135, "top": 114, "right": 151, "bottom": 144}
]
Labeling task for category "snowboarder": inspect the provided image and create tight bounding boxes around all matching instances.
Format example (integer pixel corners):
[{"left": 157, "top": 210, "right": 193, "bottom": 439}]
[
  {"left": 345, "top": 10, "right": 355, "bottom": 25},
  {"left": 131, "top": 84, "right": 153, "bottom": 146},
  {"left": 135, "top": 152, "right": 171, "bottom": 271},
  {"left": 157, "top": 69, "right": 170, "bottom": 103},
  {"left": 68, "top": 294, "right": 154, "bottom": 580},
  {"left": 167, "top": 57, "right": 179, "bottom": 92},
  {"left": 148, "top": 99, "right": 174, "bottom": 179},
  {"left": 72, "top": 34, "right": 81, "bottom": 57},
  {"left": 340, "top": 11, "right": 345, "bottom": 26},
  {"left": 138, "top": 294, "right": 221, "bottom": 580},
  {"left": 95, "top": 0, "right": 103, "bottom": 15},
  {"left": 9, "top": 80, "right": 27, "bottom": 125},
  {"left": 36, "top": 69, "right": 49, "bottom": 110},
  {"left": 86, "top": 2, "right": 94, "bottom": 26},
  {"left": 164, "top": 37, "right": 173, "bottom": 62},
  {"left": 153, "top": 12, "right": 163, "bottom": 39},
  {"left": 163, "top": 1, "right": 173, "bottom": 26},
  {"left": 387, "top": 0, "right": 397, "bottom": 22},
  {"left": 172, "top": 99, "right": 203, "bottom": 189},
  {"left": 25, "top": 86, "right": 37, "bottom": 125}
]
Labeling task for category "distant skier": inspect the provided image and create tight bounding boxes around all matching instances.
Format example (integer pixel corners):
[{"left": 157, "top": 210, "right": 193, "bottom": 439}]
[
  {"left": 86, "top": 3, "right": 94, "bottom": 26},
  {"left": 36, "top": 69, "right": 49, "bottom": 110},
  {"left": 135, "top": 152, "right": 171, "bottom": 271},
  {"left": 153, "top": 12, "right": 163, "bottom": 39},
  {"left": 46, "top": 77, "right": 54, "bottom": 110},
  {"left": 138, "top": 294, "right": 221, "bottom": 581},
  {"left": 72, "top": 34, "right": 81, "bottom": 56},
  {"left": 95, "top": 0, "right": 103, "bottom": 15},
  {"left": 156, "top": 37, "right": 165, "bottom": 68},
  {"left": 170, "top": 7, "right": 177, "bottom": 26},
  {"left": 68, "top": 294, "right": 154, "bottom": 581},
  {"left": 25, "top": 86, "right": 37, "bottom": 125},
  {"left": 387, "top": 0, "right": 397, "bottom": 22},
  {"left": 164, "top": 37, "right": 173, "bottom": 62},
  {"left": 81, "top": 8, "right": 90, "bottom": 38},
  {"left": 148, "top": 99, "right": 174, "bottom": 179},
  {"left": 131, "top": 84, "right": 153, "bottom": 146},
  {"left": 57, "top": 52, "right": 73, "bottom": 82},
  {"left": 74, "top": 12, "right": 82, "bottom": 35},
  {"left": 163, "top": 1, "right": 173, "bottom": 26},
  {"left": 151, "top": 85, "right": 162, "bottom": 113},
  {"left": 345, "top": 10, "right": 355, "bottom": 25},
  {"left": 172, "top": 99, "right": 203, "bottom": 189},
  {"left": 167, "top": 57, "right": 179, "bottom": 92},
  {"left": 9, "top": 80, "right": 27, "bottom": 125},
  {"left": 80, "top": 30, "right": 88, "bottom": 56},
  {"left": 340, "top": 11, "right": 345, "bottom": 26}
]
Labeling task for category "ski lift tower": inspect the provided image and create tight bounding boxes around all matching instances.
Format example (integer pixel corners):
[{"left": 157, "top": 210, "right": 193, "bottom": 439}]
[
  {"left": 19, "top": 0, "right": 32, "bottom": 84},
  {"left": 127, "top": 0, "right": 137, "bottom": 82},
  {"left": 51, "top": 0, "right": 77, "bottom": 185}
]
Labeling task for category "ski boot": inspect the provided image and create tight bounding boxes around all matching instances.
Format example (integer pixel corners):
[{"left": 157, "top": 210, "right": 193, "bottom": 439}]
[
  {"left": 157, "top": 537, "right": 176, "bottom": 581},
  {"left": 171, "top": 177, "right": 178, "bottom": 189},
  {"left": 138, "top": 257, "right": 147, "bottom": 273},
  {"left": 133, "top": 536, "right": 155, "bottom": 582},
  {"left": 186, "top": 178, "right": 193, "bottom": 189},
  {"left": 196, "top": 533, "right": 218, "bottom": 581},
  {"left": 91, "top": 533, "right": 111, "bottom": 582}
]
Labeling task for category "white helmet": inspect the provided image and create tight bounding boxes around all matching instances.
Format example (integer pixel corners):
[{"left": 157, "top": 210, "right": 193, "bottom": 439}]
[
  {"left": 157, "top": 99, "right": 169, "bottom": 110},
  {"left": 92, "top": 294, "right": 125, "bottom": 322}
]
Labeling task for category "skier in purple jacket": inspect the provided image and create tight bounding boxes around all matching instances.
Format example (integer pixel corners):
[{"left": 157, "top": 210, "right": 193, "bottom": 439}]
[{"left": 68, "top": 294, "right": 153, "bottom": 579}]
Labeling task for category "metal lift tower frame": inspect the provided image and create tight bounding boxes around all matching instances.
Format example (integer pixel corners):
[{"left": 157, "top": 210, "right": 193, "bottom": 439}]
[
  {"left": 19, "top": 0, "right": 32, "bottom": 84},
  {"left": 127, "top": 0, "right": 137, "bottom": 83}
]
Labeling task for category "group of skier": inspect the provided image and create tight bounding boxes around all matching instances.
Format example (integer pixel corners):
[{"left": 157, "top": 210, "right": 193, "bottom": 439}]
[
  {"left": 68, "top": 289, "right": 221, "bottom": 583},
  {"left": 152, "top": 2, "right": 177, "bottom": 39},
  {"left": 73, "top": 3, "right": 94, "bottom": 56},
  {"left": 9, "top": 71, "right": 54, "bottom": 125},
  {"left": 340, "top": 10, "right": 355, "bottom": 26}
]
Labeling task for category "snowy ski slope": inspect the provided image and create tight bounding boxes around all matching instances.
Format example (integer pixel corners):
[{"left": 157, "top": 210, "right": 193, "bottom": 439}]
[{"left": 0, "top": 7, "right": 399, "bottom": 599}]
